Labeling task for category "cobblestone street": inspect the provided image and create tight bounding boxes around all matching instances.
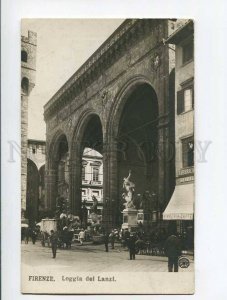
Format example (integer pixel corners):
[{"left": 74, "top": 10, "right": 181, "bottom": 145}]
[{"left": 21, "top": 241, "right": 194, "bottom": 273}]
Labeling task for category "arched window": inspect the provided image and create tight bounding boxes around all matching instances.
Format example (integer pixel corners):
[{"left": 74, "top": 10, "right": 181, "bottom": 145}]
[
  {"left": 21, "top": 50, "right": 28, "bottom": 62},
  {"left": 21, "top": 77, "right": 29, "bottom": 94}
]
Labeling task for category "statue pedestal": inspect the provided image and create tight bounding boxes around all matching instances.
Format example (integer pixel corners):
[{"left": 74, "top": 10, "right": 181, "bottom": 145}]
[
  {"left": 137, "top": 209, "right": 150, "bottom": 227},
  {"left": 122, "top": 208, "right": 138, "bottom": 231}
]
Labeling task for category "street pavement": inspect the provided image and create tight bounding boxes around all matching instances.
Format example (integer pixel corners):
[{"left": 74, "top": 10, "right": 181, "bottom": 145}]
[{"left": 21, "top": 241, "right": 194, "bottom": 273}]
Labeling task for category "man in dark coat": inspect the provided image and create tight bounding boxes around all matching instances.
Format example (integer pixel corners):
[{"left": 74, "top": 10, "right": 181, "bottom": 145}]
[
  {"left": 128, "top": 233, "right": 136, "bottom": 260},
  {"left": 31, "top": 229, "right": 37, "bottom": 244},
  {"left": 104, "top": 232, "right": 109, "bottom": 252},
  {"left": 24, "top": 227, "right": 30, "bottom": 244},
  {"left": 124, "top": 228, "right": 130, "bottom": 248},
  {"left": 164, "top": 232, "right": 181, "bottom": 272},
  {"left": 50, "top": 230, "right": 58, "bottom": 258}
]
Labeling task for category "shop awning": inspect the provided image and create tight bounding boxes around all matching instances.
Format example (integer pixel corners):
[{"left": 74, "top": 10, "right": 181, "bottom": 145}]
[{"left": 163, "top": 183, "right": 194, "bottom": 220}]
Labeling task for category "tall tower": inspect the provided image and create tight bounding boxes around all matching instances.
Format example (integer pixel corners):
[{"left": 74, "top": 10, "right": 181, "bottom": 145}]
[{"left": 21, "top": 31, "right": 37, "bottom": 220}]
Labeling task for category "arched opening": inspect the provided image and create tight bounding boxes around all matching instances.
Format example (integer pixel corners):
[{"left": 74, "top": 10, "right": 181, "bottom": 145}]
[
  {"left": 71, "top": 114, "right": 103, "bottom": 220},
  {"left": 81, "top": 147, "right": 103, "bottom": 223},
  {"left": 21, "top": 77, "right": 29, "bottom": 95},
  {"left": 116, "top": 83, "right": 159, "bottom": 224},
  {"left": 21, "top": 50, "right": 28, "bottom": 62},
  {"left": 26, "top": 159, "right": 39, "bottom": 226}
]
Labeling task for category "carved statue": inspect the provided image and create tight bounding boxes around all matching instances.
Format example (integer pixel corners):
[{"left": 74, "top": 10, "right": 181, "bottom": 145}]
[
  {"left": 122, "top": 170, "right": 136, "bottom": 209},
  {"left": 90, "top": 195, "right": 98, "bottom": 214}
]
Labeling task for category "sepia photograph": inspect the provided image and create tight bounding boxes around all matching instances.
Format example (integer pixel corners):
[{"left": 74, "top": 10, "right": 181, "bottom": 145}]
[{"left": 20, "top": 18, "right": 194, "bottom": 294}]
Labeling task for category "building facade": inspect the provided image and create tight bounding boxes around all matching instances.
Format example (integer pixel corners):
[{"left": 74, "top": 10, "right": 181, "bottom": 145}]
[
  {"left": 44, "top": 19, "right": 186, "bottom": 229},
  {"left": 21, "top": 31, "right": 37, "bottom": 219},
  {"left": 26, "top": 140, "right": 104, "bottom": 224},
  {"left": 163, "top": 20, "right": 194, "bottom": 247},
  {"left": 81, "top": 148, "right": 103, "bottom": 216}
]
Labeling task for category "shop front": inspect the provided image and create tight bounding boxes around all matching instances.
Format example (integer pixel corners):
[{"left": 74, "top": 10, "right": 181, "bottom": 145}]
[{"left": 163, "top": 183, "right": 194, "bottom": 250}]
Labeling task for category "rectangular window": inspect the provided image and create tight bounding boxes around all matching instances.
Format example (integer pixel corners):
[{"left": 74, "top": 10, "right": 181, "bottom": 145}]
[
  {"left": 93, "top": 167, "right": 99, "bottom": 182},
  {"left": 182, "top": 137, "right": 194, "bottom": 167},
  {"left": 177, "top": 86, "right": 194, "bottom": 114},
  {"left": 182, "top": 39, "right": 193, "bottom": 64},
  {"left": 184, "top": 88, "right": 193, "bottom": 111}
]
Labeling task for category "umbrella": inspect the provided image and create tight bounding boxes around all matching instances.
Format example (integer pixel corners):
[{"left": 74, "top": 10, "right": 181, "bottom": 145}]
[{"left": 21, "top": 224, "right": 28, "bottom": 228}]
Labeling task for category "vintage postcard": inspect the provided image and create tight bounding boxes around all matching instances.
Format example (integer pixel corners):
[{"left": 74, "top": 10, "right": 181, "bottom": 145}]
[{"left": 21, "top": 18, "right": 194, "bottom": 294}]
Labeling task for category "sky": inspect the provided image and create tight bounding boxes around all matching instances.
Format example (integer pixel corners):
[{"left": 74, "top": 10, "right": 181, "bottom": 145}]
[{"left": 21, "top": 19, "right": 124, "bottom": 140}]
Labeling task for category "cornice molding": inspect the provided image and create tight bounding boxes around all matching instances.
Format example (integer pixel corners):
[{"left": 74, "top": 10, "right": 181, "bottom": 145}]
[{"left": 44, "top": 19, "right": 162, "bottom": 121}]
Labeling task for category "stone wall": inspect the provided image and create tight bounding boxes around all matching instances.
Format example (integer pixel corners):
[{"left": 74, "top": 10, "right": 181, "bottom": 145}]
[{"left": 21, "top": 31, "right": 37, "bottom": 216}]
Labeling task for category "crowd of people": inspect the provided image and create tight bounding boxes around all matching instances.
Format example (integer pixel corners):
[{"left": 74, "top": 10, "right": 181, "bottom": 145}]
[
  {"left": 101, "top": 226, "right": 184, "bottom": 271},
  {"left": 22, "top": 222, "right": 191, "bottom": 272},
  {"left": 21, "top": 226, "right": 39, "bottom": 245}
]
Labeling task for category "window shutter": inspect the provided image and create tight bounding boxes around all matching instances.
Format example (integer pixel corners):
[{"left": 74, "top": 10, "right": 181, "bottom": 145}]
[{"left": 177, "top": 89, "right": 184, "bottom": 114}]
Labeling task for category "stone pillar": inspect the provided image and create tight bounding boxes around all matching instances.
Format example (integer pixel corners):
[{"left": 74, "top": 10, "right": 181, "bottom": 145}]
[
  {"left": 157, "top": 114, "right": 174, "bottom": 212},
  {"left": 102, "top": 138, "right": 118, "bottom": 230},
  {"left": 157, "top": 121, "right": 166, "bottom": 210},
  {"left": 69, "top": 156, "right": 81, "bottom": 216},
  {"left": 156, "top": 43, "right": 173, "bottom": 212},
  {"left": 45, "top": 168, "right": 58, "bottom": 214}
]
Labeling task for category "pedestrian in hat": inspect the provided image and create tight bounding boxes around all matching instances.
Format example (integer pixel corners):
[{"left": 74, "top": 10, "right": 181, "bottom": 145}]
[
  {"left": 128, "top": 233, "right": 136, "bottom": 260},
  {"left": 104, "top": 232, "right": 109, "bottom": 252},
  {"left": 164, "top": 226, "right": 182, "bottom": 272},
  {"left": 50, "top": 230, "right": 58, "bottom": 258}
]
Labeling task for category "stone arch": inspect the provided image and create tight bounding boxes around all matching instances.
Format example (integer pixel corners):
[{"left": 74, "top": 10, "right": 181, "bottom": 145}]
[
  {"left": 45, "top": 130, "right": 69, "bottom": 212},
  {"left": 107, "top": 75, "right": 159, "bottom": 140},
  {"left": 48, "top": 129, "right": 69, "bottom": 169},
  {"left": 104, "top": 76, "right": 159, "bottom": 226},
  {"left": 70, "top": 109, "right": 104, "bottom": 214},
  {"left": 71, "top": 109, "right": 103, "bottom": 152}
]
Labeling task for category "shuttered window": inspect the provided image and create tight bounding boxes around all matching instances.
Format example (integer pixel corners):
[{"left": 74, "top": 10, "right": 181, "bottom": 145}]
[
  {"left": 177, "top": 89, "right": 184, "bottom": 114},
  {"left": 177, "top": 86, "right": 194, "bottom": 114}
]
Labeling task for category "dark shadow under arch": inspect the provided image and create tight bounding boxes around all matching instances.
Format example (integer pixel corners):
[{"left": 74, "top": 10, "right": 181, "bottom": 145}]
[{"left": 26, "top": 159, "right": 39, "bottom": 225}]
